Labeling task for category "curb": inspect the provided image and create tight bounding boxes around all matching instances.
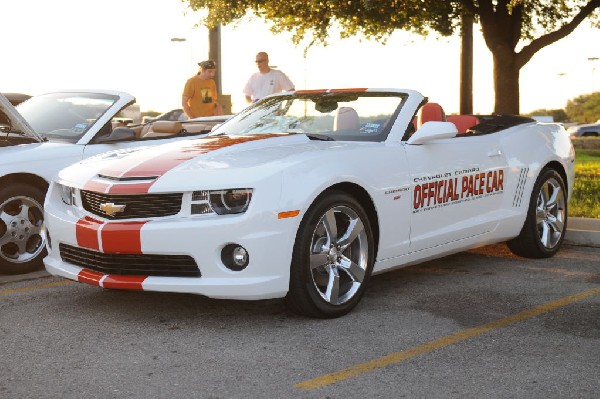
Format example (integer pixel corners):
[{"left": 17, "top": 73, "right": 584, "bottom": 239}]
[{"left": 564, "top": 217, "right": 600, "bottom": 248}]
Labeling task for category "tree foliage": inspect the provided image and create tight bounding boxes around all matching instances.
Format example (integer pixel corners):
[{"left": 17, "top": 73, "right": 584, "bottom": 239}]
[
  {"left": 186, "top": 0, "right": 600, "bottom": 114},
  {"left": 565, "top": 92, "right": 600, "bottom": 123},
  {"left": 525, "top": 109, "right": 569, "bottom": 123}
]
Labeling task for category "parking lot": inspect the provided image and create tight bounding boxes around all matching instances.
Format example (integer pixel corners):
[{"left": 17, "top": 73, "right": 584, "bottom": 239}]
[{"left": 1, "top": 243, "right": 598, "bottom": 398}]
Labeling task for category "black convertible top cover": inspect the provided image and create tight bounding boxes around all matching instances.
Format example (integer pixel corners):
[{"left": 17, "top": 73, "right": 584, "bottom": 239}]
[{"left": 468, "top": 114, "right": 536, "bottom": 135}]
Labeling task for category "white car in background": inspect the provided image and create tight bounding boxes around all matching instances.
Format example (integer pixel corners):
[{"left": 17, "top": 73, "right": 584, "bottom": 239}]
[
  {"left": 43, "top": 88, "right": 575, "bottom": 318},
  {"left": 0, "top": 91, "right": 226, "bottom": 275}
]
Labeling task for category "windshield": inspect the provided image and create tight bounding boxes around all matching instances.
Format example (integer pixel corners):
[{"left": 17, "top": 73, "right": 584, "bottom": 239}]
[
  {"left": 17, "top": 92, "right": 119, "bottom": 143},
  {"left": 212, "top": 91, "right": 407, "bottom": 142}
]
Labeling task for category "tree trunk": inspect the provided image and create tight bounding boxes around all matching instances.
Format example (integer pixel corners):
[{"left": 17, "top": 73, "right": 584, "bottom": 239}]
[
  {"left": 459, "top": 14, "right": 473, "bottom": 115},
  {"left": 493, "top": 52, "right": 520, "bottom": 115}
]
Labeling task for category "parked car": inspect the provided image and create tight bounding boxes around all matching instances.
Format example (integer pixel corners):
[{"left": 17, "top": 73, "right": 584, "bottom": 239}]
[
  {"left": 0, "top": 91, "right": 229, "bottom": 275},
  {"left": 43, "top": 88, "right": 574, "bottom": 318},
  {"left": 566, "top": 123, "right": 600, "bottom": 137},
  {"left": 143, "top": 109, "right": 186, "bottom": 124}
]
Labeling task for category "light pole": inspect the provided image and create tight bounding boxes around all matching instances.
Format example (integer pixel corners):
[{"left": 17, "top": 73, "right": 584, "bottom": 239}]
[
  {"left": 588, "top": 57, "right": 599, "bottom": 92},
  {"left": 170, "top": 37, "right": 194, "bottom": 74},
  {"left": 557, "top": 72, "right": 566, "bottom": 108}
]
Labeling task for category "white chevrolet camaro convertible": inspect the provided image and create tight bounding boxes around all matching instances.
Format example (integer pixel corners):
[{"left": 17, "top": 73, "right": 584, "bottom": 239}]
[
  {"left": 0, "top": 91, "right": 226, "bottom": 275},
  {"left": 43, "top": 89, "right": 575, "bottom": 318}
]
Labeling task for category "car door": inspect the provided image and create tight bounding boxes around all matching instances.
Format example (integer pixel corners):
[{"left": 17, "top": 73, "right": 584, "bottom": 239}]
[{"left": 404, "top": 134, "right": 508, "bottom": 252}]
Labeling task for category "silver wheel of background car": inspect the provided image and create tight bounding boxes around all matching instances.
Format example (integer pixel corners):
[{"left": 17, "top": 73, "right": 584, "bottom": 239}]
[
  {"left": 309, "top": 205, "right": 368, "bottom": 306},
  {"left": 0, "top": 184, "right": 47, "bottom": 274},
  {"left": 535, "top": 177, "right": 566, "bottom": 249},
  {"left": 286, "top": 191, "right": 375, "bottom": 318},
  {"left": 507, "top": 168, "right": 567, "bottom": 259}
]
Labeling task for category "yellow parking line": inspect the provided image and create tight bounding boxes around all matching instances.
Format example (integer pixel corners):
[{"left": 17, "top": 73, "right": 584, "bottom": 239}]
[
  {"left": 295, "top": 286, "right": 600, "bottom": 390},
  {"left": 0, "top": 280, "right": 74, "bottom": 295},
  {"left": 517, "top": 265, "right": 600, "bottom": 279}
]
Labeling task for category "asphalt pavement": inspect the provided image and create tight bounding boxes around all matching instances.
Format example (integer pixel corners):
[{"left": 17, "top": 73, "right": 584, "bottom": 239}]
[{"left": 1, "top": 217, "right": 598, "bottom": 285}]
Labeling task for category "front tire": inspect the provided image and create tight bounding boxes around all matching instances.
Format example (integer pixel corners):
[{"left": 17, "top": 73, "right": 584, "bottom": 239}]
[
  {"left": 285, "top": 191, "right": 375, "bottom": 318},
  {"left": 507, "top": 168, "right": 567, "bottom": 258},
  {"left": 0, "top": 184, "right": 47, "bottom": 274}
]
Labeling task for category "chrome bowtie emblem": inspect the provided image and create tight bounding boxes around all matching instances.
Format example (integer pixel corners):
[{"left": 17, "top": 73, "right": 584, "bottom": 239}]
[{"left": 99, "top": 202, "right": 126, "bottom": 216}]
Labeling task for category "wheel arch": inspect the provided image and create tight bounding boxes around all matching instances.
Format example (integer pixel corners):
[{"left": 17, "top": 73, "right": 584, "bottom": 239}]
[
  {"left": 0, "top": 173, "right": 50, "bottom": 195},
  {"left": 315, "top": 182, "right": 380, "bottom": 260},
  {"left": 543, "top": 160, "right": 568, "bottom": 190}
]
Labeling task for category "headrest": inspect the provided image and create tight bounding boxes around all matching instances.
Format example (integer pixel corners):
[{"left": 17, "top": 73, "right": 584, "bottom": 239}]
[
  {"left": 417, "top": 102, "right": 445, "bottom": 128},
  {"left": 334, "top": 106, "right": 360, "bottom": 131},
  {"left": 150, "top": 121, "right": 183, "bottom": 134}
]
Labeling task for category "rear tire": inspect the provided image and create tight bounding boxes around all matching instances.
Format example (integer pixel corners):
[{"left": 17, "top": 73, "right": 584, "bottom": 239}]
[
  {"left": 507, "top": 168, "right": 567, "bottom": 258},
  {"left": 285, "top": 191, "right": 374, "bottom": 318},
  {"left": 0, "top": 184, "right": 47, "bottom": 274}
]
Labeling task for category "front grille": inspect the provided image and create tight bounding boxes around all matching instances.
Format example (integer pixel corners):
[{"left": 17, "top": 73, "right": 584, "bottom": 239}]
[
  {"left": 81, "top": 191, "right": 183, "bottom": 219},
  {"left": 59, "top": 244, "right": 200, "bottom": 277}
]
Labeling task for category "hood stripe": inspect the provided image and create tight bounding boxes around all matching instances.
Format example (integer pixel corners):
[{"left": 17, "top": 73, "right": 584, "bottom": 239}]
[{"left": 85, "top": 134, "right": 279, "bottom": 195}]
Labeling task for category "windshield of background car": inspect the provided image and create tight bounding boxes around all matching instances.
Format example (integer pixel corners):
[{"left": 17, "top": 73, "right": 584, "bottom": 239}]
[
  {"left": 16, "top": 92, "right": 119, "bottom": 143},
  {"left": 212, "top": 92, "right": 407, "bottom": 142}
]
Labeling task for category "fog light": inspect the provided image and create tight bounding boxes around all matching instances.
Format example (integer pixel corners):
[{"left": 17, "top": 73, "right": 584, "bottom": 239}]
[{"left": 221, "top": 244, "right": 249, "bottom": 271}]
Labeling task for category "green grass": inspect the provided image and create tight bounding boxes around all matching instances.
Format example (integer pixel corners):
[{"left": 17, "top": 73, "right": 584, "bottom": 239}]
[{"left": 570, "top": 149, "right": 600, "bottom": 218}]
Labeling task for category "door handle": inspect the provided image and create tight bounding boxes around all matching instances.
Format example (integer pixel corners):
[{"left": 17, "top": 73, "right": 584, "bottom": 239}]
[{"left": 487, "top": 149, "right": 502, "bottom": 157}]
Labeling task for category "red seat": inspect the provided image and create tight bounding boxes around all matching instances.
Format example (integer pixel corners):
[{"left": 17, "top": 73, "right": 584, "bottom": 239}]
[
  {"left": 447, "top": 115, "right": 479, "bottom": 134},
  {"left": 416, "top": 102, "right": 445, "bottom": 129}
]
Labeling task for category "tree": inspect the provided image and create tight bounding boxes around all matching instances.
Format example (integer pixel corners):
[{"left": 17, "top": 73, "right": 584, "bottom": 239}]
[
  {"left": 525, "top": 109, "right": 568, "bottom": 122},
  {"left": 187, "top": 0, "right": 600, "bottom": 114},
  {"left": 565, "top": 92, "right": 600, "bottom": 123}
]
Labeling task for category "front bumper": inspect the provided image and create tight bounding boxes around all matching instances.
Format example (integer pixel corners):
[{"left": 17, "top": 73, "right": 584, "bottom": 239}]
[{"left": 44, "top": 191, "right": 300, "bottom": 300}]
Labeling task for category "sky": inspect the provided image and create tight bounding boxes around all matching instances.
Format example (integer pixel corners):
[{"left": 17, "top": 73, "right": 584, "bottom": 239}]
[{"left": 2, "top": 0, "right": 600, "bottom": 115}]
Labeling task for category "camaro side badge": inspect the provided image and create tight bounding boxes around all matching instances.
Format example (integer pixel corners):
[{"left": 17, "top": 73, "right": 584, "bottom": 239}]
[{"left": 100, "top": 202, "right": 126, "bottom": 216}]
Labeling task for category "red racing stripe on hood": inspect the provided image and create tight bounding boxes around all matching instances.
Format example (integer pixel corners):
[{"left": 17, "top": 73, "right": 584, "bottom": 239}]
[
  {"left": 83, "top": 179, "right": 110, "bottom": 193},
  {"left": 102, "top": 275, "right": 147, "bottom": 290},
  {"left": 84, "top": 135, "right": 279, "bottom": 195},
  {"left": 76, "top": 216, "right": 103, "bottom": 250},
  {"left": 100, "top": 221, "right": 147, "bottom": 254}
]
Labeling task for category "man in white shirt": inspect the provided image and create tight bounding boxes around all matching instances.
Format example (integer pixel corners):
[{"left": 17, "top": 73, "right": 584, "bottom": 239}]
[{"left": 243, "top": 52, "right": 295, "bottom": 103}]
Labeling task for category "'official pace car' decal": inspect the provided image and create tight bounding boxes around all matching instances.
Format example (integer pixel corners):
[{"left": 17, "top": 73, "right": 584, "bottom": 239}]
[
  {"left": 83, "top": 134, "right": 282, "bottom": 195},
  {"left": 412, "top": 168, "right": 505, "bottom": 213}
]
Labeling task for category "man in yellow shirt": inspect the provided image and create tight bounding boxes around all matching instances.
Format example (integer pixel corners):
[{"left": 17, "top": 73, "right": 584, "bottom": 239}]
[{"left": 182, "top": 60, "right": 223, "bottom": 118}]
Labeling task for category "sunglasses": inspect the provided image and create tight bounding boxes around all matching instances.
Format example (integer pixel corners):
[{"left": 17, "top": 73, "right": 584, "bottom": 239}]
[{"left": 255, "top": 59, "right": 267, "bottom": 63}]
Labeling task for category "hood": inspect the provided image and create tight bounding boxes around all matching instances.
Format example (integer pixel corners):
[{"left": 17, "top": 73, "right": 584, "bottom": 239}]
[
  {"left": 72, "top": 133, "right": 363, "bottom": 194},
  {"left": 0, "top": 93, "right": 40, "bottom": 142}
]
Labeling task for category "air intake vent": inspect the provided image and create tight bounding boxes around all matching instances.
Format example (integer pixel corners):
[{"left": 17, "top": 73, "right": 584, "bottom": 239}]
[{"left": 59, "top": 244, "right": 200, "bottom": 277}]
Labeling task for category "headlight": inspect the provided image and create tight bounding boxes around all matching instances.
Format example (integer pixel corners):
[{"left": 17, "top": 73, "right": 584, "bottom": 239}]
[
  {"left": 59, "top": 184, "right": 76, "bottom": 206},
  {"left": 191, "top": 189, "right": 253, "bottom": 215}
]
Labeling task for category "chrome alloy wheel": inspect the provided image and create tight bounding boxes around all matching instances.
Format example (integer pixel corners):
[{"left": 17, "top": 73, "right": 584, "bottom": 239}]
[
  {"left": 535, "top": 177, "right": 566, "bottom": 249},
  {"left": 0, "top": 195, "right": 45, "bottom": 263},
  {"left": 308, "top": 205, "right": 368, "bottom": 305}
]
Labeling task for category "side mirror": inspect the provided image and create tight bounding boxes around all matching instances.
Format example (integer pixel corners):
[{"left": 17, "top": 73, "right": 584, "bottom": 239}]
[{"left": 407, "top": 121, "right": 457, "bottom": 145}]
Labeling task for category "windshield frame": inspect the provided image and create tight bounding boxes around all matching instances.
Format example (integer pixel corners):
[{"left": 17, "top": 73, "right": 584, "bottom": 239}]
[{"left": 211, "top": 91, "right": 409, "bottom": 143}]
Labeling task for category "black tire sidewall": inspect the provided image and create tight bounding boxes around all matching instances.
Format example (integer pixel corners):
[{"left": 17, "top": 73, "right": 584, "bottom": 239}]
[
  {"left": 288, "top": 191, "right": 375, "bottom": 318},
  {"left": 513, "top": 168, "right": 568, "bottom": 258}
]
